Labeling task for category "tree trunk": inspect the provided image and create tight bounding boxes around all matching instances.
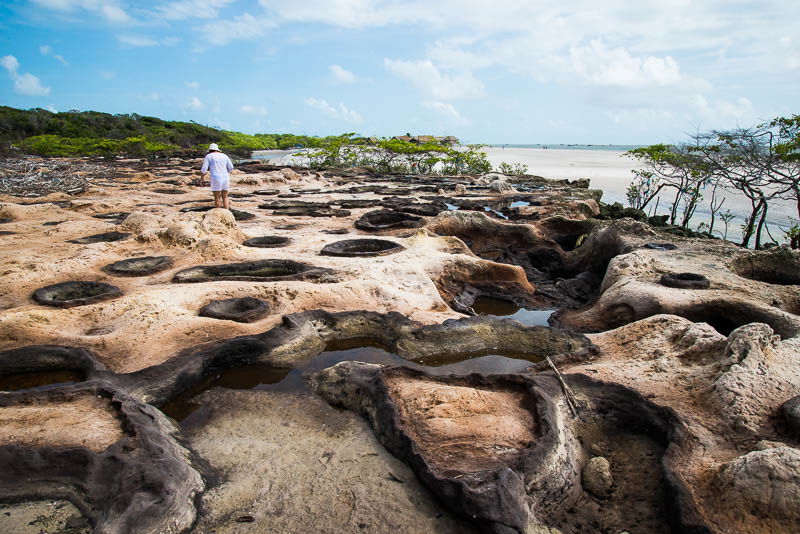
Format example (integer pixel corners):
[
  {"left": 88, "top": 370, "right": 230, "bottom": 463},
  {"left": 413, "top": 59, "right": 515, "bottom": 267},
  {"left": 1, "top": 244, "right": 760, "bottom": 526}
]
[
  {"left": 754, "top": 200, "right": 769, "bottom": 249},
  {"left": 669, "top": 188, "right": 682, "bottom": 225},
  {"left": 741, "top": 198, "right": 763, "bottom": 248}
]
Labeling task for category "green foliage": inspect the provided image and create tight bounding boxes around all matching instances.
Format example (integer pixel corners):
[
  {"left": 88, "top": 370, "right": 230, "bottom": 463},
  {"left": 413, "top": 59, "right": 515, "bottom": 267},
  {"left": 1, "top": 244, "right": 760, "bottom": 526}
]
[
  {"left": 496, "top": 162, "right": 529, "bottom": 175},
  {"left": 625, "top": 143, "right": 712, "bottom": 226},
  {"left": 0, "top": 106, "right": 483, "bottom": 175},
  {"left": 719, "top": 209, "right": 735, "bottom": 240},
  {"left": 17, "top": 134, "right": 177, "bottom": 157},
  {"left": 296, "top": 137, "right": 490, "bottom": 175},
  {"left": 0, "top": 105, "right": 285, "bottom": 158},
  {"left": 784, "top": 223, "right": 800, "bottom": 249},
  {"left": 770, "top": 115, "right": 800, "bottom": 162}
]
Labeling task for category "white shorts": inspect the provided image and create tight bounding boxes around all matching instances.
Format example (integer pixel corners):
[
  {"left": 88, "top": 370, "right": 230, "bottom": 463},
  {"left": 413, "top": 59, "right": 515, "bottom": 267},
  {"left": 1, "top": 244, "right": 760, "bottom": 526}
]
[{"left": 210, "top": 174, "right": 230, "bottom": 192}]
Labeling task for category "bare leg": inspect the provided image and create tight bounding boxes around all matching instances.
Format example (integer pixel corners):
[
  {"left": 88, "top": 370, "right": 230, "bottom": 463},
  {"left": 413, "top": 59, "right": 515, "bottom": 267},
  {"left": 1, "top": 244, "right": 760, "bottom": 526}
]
[
  {"left": 221, "top": 190, "right": 230, "bottom": 210},
  {"left": 213, "top": 191, "right": 222, "bottom": 208}
]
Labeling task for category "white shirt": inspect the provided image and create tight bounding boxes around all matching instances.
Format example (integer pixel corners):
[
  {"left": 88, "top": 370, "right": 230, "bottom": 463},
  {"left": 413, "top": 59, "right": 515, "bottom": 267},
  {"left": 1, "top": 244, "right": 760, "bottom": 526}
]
[{"left": 201, "top": 152, "right": 234, "bottom": 180}]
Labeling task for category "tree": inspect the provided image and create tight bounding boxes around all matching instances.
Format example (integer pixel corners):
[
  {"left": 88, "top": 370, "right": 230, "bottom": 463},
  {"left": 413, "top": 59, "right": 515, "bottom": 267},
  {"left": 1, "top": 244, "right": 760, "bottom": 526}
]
[
  {"left": 689, "top": 126, "right": 784, "bottom": 248},
  {"left": 625, "top": 144, "right": 710, "bottom": 226}
]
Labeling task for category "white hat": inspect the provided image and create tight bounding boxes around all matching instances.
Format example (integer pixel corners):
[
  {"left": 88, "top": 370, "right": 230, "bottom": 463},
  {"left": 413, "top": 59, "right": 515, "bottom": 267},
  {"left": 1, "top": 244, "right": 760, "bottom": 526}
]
[{"left": 208, "top": 143, "right": 220, "bottom": 151}]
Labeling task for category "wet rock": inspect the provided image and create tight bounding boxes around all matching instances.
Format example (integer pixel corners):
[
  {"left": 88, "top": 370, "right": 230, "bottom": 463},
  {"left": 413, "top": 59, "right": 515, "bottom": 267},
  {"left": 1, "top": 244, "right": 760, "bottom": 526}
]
[
  {"left": 355, "top": 210, "right": 424, "bottom": 232},
  {"left": 151, "top": 188, "right": 185, "bottom": 195},
  {"left": 173, "top": 259, "right": 334, "bottom": 283},
  {"left": 32, "top": 281, "right": 123, "bottom": 308},
  {"left": 243, "top": 236, "right": 291, "bottom": 248},
  {"left": 582, "top": 456, "right": 613, "bottom": 498},
  {"left": 660, "top": 272, "right": 710, "bottom": 290},
  {"left": 335, "top": 199, "right": 377, "bottom": 209},
  {"left": 199, "top": 297, "right": 270, "bottom": 323},
  {"left": 68, "top": 231, "right": 131, "bottom": 244},
  {"left": 642, "top": 242, "right": 677, "bottom": 251},
  {"left": 92, "top": 212, "right": 130, "bottom": 220},
  {"left": 273, "top": 207, "right": 350, "bottom": 218},
  {"left": 102, "top": 256, "right": 173, "bottom": 277},
  {"left": 320, "top": 238, "right": 404, "bottom": 258}
]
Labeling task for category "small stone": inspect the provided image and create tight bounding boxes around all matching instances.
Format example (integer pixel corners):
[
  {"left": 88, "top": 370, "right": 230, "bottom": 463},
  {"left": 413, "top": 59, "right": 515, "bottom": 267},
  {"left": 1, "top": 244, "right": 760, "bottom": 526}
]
[{"left": 582, "top": 456, "right": 613, "bottom": 498}]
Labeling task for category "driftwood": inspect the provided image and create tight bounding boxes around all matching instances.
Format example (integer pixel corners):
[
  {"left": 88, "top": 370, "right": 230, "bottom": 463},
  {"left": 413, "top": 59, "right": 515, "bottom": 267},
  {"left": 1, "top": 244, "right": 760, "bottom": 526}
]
[
  {"left": 546, "top": 355, "right": 581, "bottom": 417},
  {"left": 0, "top": 158, "right": 105, "bottom": 197}
]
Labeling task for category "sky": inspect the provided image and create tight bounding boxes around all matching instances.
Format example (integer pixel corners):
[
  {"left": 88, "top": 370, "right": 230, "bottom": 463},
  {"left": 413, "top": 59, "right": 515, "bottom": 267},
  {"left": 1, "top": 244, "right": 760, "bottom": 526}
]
[{"left": 0, "top": 0, "right": 798, "bottom": 144}]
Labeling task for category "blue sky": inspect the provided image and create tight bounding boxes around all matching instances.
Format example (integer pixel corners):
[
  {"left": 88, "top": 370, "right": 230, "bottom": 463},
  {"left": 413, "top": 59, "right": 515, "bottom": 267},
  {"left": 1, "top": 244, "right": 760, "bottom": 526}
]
[{"left": 0, "top": 0, "right": 798, "bottom": 144}]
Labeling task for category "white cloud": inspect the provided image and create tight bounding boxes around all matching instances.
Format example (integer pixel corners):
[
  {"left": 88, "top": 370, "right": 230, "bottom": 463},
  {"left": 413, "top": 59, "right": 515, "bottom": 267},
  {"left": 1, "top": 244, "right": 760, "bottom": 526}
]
[
  {"left": 566, "top": 41, "right": 692, "bottom": 89},
  {"left": 154, "top": 0, "right": 235, "bottom": 20},
  {"left": 185, "top": 81, "right": 200, "bottom": 89},
  {"left": 305, "top": 97, "right": 363, "bottom": 124},
  {"left": 117, "top": 35, "right": 158, "bottom": 47},
  {"left": 690, "top": 95, "right": 755, "bottom": 123},
  {"left": 422, "top": 101, "right": 467, "bottom": 124},
  {"left": 196, "top": 13, "right": 276, "bottom": 47},
  {"left": 329, "top": 64, "right": 357, "bottom": 84},
  {"left": 138, "top": 91, "right": 161, "bottom": 101},
  {"left": 100, "top": 4, "right": 129, "bottom": 22},
  {"left": 1, "top": 55, "right": 51, "bottom": 96},
  {"left": 39, "top": 45, "right": 69, "bottom": 66},
  {"left": 117, "top": 35, "right": 181, "bottom": 47},
  {"left": 384, "top": 58, "right": 484, "bottom": 100},
  {"left": 241, "top": 105, "right": 268, "bottom": 116},
  {"left": 187, "top": 97, "right": 205, "bottom": 110},
  {"left": 99, "top": 70, "right": 116, "bottom": 79},
  {"left": 31, "top": 0, "right": 131, "bottom": 23}
]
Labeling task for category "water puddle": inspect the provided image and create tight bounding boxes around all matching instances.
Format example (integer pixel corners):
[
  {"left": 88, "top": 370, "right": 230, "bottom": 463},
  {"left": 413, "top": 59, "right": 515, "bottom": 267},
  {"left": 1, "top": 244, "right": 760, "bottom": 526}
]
[
  {"left": 472, "top": 296, "right": 555, "bottom": 326},
  {"left": 509, "top": 200, "right": 530, "bottom": 208},
  {"left": 445, "top": 203, "right": 459, "bottom": 211},
  {"left": 0, "top": 370, "right": 83, "bottom": 392},
  {"left": 160, "top": 336, "right": 549, "bottom": 426}
]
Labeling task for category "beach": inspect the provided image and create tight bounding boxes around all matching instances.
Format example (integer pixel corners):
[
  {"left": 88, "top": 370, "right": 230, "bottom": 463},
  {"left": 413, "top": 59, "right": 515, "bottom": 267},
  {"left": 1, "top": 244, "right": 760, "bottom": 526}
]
[
  {"left": 483, "top": 147, "right": 639, "bottom": 205},
  {"left": 255, "top": 146, "right": 797, "bottom": 244}
]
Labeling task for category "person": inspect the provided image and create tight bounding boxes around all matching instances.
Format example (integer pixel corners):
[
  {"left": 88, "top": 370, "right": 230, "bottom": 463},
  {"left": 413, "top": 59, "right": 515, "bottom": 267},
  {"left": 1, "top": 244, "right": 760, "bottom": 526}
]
[{"left": 200, "top": 143, "right": 234, "bottom": 209}]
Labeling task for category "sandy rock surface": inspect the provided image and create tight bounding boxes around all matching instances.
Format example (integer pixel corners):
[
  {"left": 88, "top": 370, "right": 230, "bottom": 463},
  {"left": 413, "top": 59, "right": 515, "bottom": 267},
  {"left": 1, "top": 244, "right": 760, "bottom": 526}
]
[
  {"left": 0, "top": 157, "right": 798, "bottom": 534},
  {"left": 0, "top": 393, "right": 124, "bottom": 452},
  {"left": 186, "top": 388, "right": 478, "bottom": 534}
]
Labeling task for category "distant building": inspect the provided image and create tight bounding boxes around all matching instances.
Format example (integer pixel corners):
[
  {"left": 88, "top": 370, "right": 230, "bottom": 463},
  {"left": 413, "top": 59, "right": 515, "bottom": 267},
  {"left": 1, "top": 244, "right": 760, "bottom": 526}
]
[
  {"left": 441, "top": 136, "right": 459, "bottom": 146},
  {"left": 392, "top": 135, "right": 414, "bottom": 142},
  {"left": 415, "top": 135, "right": 437, "bottom": 144}
]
